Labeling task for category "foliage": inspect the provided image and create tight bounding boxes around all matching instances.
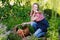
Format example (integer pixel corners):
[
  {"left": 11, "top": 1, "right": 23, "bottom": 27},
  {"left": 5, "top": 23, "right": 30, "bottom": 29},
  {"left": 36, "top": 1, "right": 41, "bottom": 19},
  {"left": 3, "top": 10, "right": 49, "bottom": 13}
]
[
  {"left": 0, "top": 0, "right": 60, "bottom": 40},
  {"left": 0, "top": 23, "right": 7, "bottom": 40}
]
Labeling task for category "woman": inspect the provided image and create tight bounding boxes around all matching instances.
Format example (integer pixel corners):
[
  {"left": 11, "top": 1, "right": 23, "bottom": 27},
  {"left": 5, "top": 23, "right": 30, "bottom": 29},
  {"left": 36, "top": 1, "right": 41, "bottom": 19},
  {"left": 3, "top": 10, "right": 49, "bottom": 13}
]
[
  {"left": 22, "top": 3, "right": 49, "bottom": 38},
  {"left": 30, "top": 3, "right": 49, "bottom": 38}
]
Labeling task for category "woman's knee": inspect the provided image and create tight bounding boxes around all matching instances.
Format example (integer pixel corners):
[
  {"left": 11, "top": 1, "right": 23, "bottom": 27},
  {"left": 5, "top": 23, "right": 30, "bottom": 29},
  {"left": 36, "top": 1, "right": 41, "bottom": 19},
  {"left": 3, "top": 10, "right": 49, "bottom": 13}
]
[
  {"left": 30, "top": 22, "right": 37, "bottom": 30},
  {"left": 31, "top": 22, "right": 37, "bottom": 27}
]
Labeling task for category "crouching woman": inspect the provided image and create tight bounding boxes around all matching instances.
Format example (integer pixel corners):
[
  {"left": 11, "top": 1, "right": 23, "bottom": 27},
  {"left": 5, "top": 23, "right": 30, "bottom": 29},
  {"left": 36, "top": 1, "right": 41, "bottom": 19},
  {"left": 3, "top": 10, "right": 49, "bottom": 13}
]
[{"left": 30, "top": 3, "right": 49, "bottom": 38}]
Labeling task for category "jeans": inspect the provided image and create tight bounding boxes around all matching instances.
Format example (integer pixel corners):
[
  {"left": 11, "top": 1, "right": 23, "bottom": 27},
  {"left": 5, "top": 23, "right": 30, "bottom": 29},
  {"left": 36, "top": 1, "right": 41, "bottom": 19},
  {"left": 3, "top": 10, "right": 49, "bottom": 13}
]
[{"left": 31, "top": 22, "right": 46, "bottom": 38}]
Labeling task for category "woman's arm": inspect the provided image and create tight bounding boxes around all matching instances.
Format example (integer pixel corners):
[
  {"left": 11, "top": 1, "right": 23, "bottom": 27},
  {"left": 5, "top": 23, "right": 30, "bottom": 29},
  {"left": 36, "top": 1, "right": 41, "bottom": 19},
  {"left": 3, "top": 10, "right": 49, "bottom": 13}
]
[
  {"left": 30, "top": 10, "right": 33, "bottom": 16},
  {"left": 31, "top": 16, "right": 38, "bottom": 21},
  {"left": 21, "top": 22, "right": 32, "bottom": 25}
]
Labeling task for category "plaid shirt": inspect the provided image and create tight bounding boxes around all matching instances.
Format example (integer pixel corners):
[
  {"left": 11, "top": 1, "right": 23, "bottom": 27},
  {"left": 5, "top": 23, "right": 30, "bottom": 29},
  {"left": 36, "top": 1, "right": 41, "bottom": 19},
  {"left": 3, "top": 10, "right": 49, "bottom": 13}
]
[{"left": 34, "top": 12, "right": 45, "bottom": 21}]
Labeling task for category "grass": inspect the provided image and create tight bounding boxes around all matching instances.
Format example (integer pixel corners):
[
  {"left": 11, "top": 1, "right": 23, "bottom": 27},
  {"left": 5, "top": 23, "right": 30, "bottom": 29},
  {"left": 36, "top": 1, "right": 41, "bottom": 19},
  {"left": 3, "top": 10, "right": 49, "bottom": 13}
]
[{"left": 0, "top": 0, "right": 60, "bottom": 40}]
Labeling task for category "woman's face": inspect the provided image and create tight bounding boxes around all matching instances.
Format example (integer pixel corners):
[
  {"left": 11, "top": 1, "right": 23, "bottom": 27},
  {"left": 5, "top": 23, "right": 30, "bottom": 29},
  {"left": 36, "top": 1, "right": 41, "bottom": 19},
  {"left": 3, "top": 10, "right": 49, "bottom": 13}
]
[{"left": 32, "top": 4, "right": 38, "bottom": 11}]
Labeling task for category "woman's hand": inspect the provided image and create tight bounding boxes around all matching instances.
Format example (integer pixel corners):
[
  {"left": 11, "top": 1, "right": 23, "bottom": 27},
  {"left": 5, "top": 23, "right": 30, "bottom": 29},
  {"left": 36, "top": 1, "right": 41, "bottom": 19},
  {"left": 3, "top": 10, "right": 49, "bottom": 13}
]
[{"left": 31, "top": 16, "right": 38, "bottom": 21}]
